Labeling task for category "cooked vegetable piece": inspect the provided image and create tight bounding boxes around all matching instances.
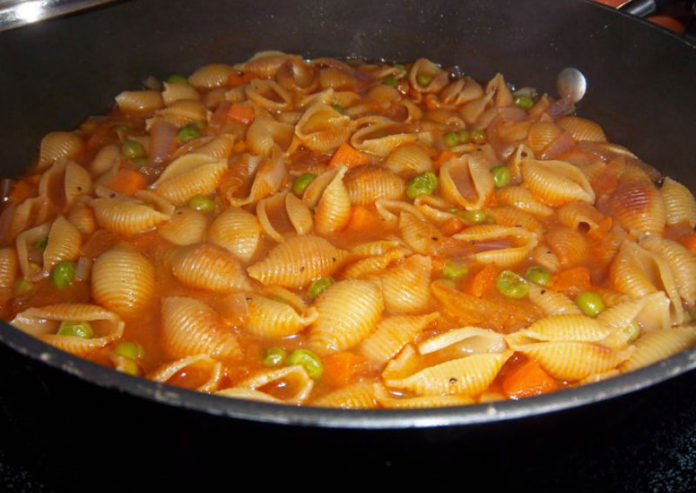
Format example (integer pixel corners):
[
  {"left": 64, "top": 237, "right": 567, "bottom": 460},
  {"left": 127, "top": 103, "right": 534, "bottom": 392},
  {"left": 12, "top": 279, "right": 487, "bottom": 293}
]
[
  {"left": 497, "top": 270, "right": 530, "bottom": 298},
  {"left": 57, "top": 321, "right": 94, "bottom": 339},
  {"left": 286, "top": 349, "right": 323, "bottom": 380},
  {"left": 575, "top": 291, "right": 605, "bottom": 317},
  {"left": 406, "top": 171, "right": 438, "bottom": 199}
]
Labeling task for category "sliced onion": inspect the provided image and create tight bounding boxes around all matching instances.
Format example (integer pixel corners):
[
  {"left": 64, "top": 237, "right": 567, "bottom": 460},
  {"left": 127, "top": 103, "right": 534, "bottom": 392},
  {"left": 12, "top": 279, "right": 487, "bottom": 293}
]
[
  {"left": 149, "top": 120, "right": 177, "bottom": 165},
  {"left": 75, "top": 256, "right": 92, "bottom": 282},
  {"left": 547, "top": 98, "right": 575, "bottom": 120},
  {"left": 540, "top": 131, "right": 576, "bottom": 160}
]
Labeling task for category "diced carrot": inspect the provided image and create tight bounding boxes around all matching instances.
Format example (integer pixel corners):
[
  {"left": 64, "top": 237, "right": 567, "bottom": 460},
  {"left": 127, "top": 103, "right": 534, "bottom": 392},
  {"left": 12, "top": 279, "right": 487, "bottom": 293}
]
[
  {"left": 227, "top": 71, "right": 255, "bottom": 88},
  {"left": 502, "top": 357, "right": 559, "bottom": 399},
  {"left": 328, "top": 143, "right": 371, "bottom": 169},
  {"left": 441, "top": 216, "right": 466, "bottom": 236},
  {"left": 344, "top": 205, "right": 382, "bottom": 232},
  {"left": 464, "top": 264, "right": 500, "bottom": 298},
  {"left": 679, "top": 233, "right": 696, "bottom": 254},
  {"left": 551, "top": 266, "right": 592, "bottom": 296},
  {"left": 227, "top": 103, "right": 255, "bottom": 125},
  {"left": 433, "top": 150, "right": 457, "bottom": 171},
  {"left": 322, "top": 352, "right": 367, "bottom": 388},
  {"left": 105, "top": 168, "right": 147, "bottom": 196}
]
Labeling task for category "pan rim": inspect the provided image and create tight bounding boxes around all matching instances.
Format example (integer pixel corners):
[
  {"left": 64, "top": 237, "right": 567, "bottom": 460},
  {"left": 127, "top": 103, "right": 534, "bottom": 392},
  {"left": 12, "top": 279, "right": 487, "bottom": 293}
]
[{"left": 2, "top": 320, "right": 694, "bottom": 429}]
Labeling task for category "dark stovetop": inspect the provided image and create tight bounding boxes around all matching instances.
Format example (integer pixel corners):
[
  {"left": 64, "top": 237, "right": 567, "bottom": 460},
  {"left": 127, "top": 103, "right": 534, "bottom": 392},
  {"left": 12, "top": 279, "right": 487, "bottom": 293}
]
[{"left": 1, "top": 341, "right": 695, "bottom": 492}]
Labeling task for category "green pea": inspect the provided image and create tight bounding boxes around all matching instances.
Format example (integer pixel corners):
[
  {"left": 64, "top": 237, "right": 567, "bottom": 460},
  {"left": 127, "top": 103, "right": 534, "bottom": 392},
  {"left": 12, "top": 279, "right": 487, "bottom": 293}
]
[
  {"left": 114, "top": 341, "right": 145, "bottom": 360},
  {"left": 443, "top": 259, "right": 469, "bottom": 280},
  {"left": 286, "top": 349, "right": 323, "bottom": 380},
  {"left": 443, "top": 132, "right": 459, "bottom": 147},
  {"left": 118, "top": 358, "right": 141, "bottom": 376},
  {"left": 332, "top": 104, "right": 345, "bottom": 115},
  {"left": 496, "top": 270, "right": 530, "bottom": 298},
  {"left": 575, "top": 291, "right": 605, "bottom": 317},
  {"left": 452, "top": 209, "right": 487, "bottom": 224},
  {"left": 491, "top": 166, "right": 511, "bottom": 188},
  {"left": 114, "top": 124, "right": 130, "bottom": 138},
  {"left": 416, "top": 73, "right": 433, "bottom": 86},
  {"left": 406, "top": 171, "right": 438, "bottom": 199},
  {"left": 514, "top": 95, "right": 535, "bottom": 110},
  {"left": 167, "top": 74, "right": 189, "bottom": 84},
  {"left": 188, "top": 195, "right": 215, "bottom": 213},
  {"left": 471, "top": 128, "right": 486, "bottom": 145},
  {"left": 51, "top": 261, "right": 76, "bottom": 289},
  {"left": 293, "top": 173, "right": 317, "bottom": 196},
  {"left": 525, "top": 266, "right": 551, "bottom": 287},
  {"left": 383, "top": 76, "right": 398, "bottom": 86},
  {"left": 57, "top": 321, "right": 93, "bottom": 339},
  {"left": 13, "top": 278, "right": 33, "bottom": 295},
  {"left": 624, "top": 321, "right": 641, "bottom": 343},
  {"left": 308, "top": 276, "right": 335, "bottom": 299},
  {"left": 456, "top": 129, "right": 471, "bottom": 144},
  {"left": 121, "top": 139, "right": 145, "bottom": 160},
  {"left": 34, "top": 236, "right": 48, "bottom": 251},
  {"left": 177, "top": 125, "right": 201, "bottom": 143},
  {"left": 263, "top": 347, "right": 287, "bottom": 367}
]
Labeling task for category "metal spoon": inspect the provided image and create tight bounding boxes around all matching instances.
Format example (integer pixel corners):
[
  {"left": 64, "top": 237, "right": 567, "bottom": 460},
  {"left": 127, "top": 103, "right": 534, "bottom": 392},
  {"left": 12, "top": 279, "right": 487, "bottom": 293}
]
[
  {"left": 557, "top": 67, "right": 587, "bottom": 104},
  {"left": 0, "top": 0, "right": 117, "bottom": 33}
]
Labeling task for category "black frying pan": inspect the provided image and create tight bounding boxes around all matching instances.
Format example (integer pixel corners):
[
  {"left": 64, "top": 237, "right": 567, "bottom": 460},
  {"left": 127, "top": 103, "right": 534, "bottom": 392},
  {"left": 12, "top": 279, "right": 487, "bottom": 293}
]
[{"left": 1, "top": 0, "right": 696, "bottom": 489}]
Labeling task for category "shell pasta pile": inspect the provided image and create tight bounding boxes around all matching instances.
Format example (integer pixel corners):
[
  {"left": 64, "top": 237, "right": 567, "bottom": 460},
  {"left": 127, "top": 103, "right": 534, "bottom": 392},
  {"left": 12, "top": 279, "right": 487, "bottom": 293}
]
[{"left": 2, "top": 52, "right": 696, "bottom": 409}]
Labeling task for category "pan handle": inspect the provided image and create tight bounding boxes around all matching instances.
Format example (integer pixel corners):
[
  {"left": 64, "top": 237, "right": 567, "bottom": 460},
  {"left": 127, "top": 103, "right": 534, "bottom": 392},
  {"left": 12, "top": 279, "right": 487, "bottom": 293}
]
[
  {"left": 0, "top": 0, "right": 118, "bottom": 33},
  {"left": 618, "top": 0, "right": 679, "bottom": 17}
]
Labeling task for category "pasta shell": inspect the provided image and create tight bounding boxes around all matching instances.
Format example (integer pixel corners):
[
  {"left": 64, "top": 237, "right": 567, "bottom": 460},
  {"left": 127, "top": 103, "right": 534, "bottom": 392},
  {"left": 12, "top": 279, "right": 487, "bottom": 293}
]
[
  {"left": 384, "top": 352, "right": 510, "bottom": 397},
  {"left": 350, "top": 118, "right": 417, "bottom": 157},
  {"left": 160, "top": 297, "right": 241, "bottom": 361},
  {"left": 398, "top": 211, "right": 442, "bottom": 254},
  {"left": 0, "top": 247, "right": 18, "bottom": 306},
  {"left": 91, "top": 245, "right": 155, "bottom": 316},
  {"left": 256, "top": 192, "right": 313, "bottom": 242},
  {"left": 543, "top": 227, "right": 589, "bottom": 267},
  {"left": 661, "top": 177, "right": 696, "bottom": 228},
  {"left": 526, "top": 121, "right": 563, "bottom": 155},
  {"left": 313, "top": 383, "right": 378, "bottom": 409},
  {"left": 10, "top": 303, "right": 124, "bottom": 357},
  {"left": 359, "top": 313, "right": 439, "bottom": 364},
  {"left": 15, "top": 223, "right": 50, "bottom": 281},
  {"left": 64, "top": 161, "right": 92, "bottom": 205},
  {"left": 517, "top": 342, "right": 631, "bottom": 381},
  {"left": 621, "top": 326, "right": 696, "bottom": 372},
  {"left": 439, "top": 153, "right": 495, "bottom": 211},
  {"left": 148, "top": 354, "right": 223, "bottom": 393},
  {"left": 487, "top": 206, "right": 544, "bottom": 235},
  {"left": 374, "top": 384, "right": 475, "bottom": 409},
  {"left": 208, "top": 208, "right": 261, "bottom": 263},
  {"left": 276, "top": 57, "right": 319, "bottom": 94},
  {"left": 193, "top": 134, "right": 237, "bottom": 160},
  {"left": 521, "top": 157, "right": 595, "bottom": 206},
  {"left": 244, "top": 51, "right": 298, "bottom": 78},
  {"left": 247, "top": 235, "right": 348, "bottom": 288},
  {"left": 373, "top": 254, "right": 432, "bottom": 314},
  {"left": 496, "top": 186, "right": 554, "bottom": 217},
  {"left": 152, "top": 153, "right": 228, "bottom": 206},
  {"left": 246, "top": 295, "right": 319, "bottom": 337},
  {"left": 417, "top": 327, "right": 507, "bottom": 356},
  {"left": 226, "top": 365, "right": 313, "bottom": 404},
  {"left": 408, "top": 58, "right": 449, "bottom": 94},
  {"left": 246, "top": 108, "right": 295, "bottom": 155},
  {"left": 158, "top": 208, "right": 210, "bottom": 246},
  {"left": 641, "top": 236, "right": 696, "bottom": 306},
  {"left": 43, "top": 215, "right": 81, "bottom": 273},
  {"left": 295, "top": 102, "right": 352, "bottom": 152},
  {"left": 531, "top": 244, "right": 561, "bottom": 273},
  {"left": 309, "top": 280, "right": 384, "bottom": 355},
  {"left": 170, "top": 243, "right": 249, "bottom": 292},
  {"left": 344, "top": 165, "right": 406, "bottom": 205},
  {"left": 115, "top": 90, "right": 164, "bottom": 114},
  {"left": 384, "top": 143, "right": 432, "bottom": 178},
  {"left": 453, "top": 225, "right": 538, "bottom": 267},
  {"left": 342, "top": 246, "right": 411, "bottom": 280},
  {"left": 38, "top": 132, "right": 84, "bottom": 171},
  {"left": 307, "top": 165, "right": 351, "bottom": 235},
  {"left": 188, "top": 63, "right": 237, "bottom": 89},
  {"left": 66, "top": 199, "right": 97, "bottom": 235},
  {"left": 91, "top": 197, "right": 170, "bottom": 235},
  {"left": 439, "top": 76, "right": 484, "bottom": 106},
  {"left": 528, "top": 284, "right": 581, "bottom": 316},
  {"left": 608, "top": 177, "right": 666, "bottom": 237},
  {"left": 557, "top": 116, "right": 607, "bottom": 143},
  {"left": 226, "top": 148, "right": 287, "bottom": 207},
  {"left": 245, "top": 79, "right": 293, "bottom": 111},
  {"left": 506, "top": 314, "right": 612, "bottom": 345},
  {"left": 161, "top": 81, "right": 201, "bottom": 105}
]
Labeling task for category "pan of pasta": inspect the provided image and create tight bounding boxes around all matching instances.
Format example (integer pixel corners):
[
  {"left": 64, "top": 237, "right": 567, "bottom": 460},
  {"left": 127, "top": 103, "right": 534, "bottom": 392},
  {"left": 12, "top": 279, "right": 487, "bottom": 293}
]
[{"left": 1, "top": 0, "right": 696, "bottom": 445}]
